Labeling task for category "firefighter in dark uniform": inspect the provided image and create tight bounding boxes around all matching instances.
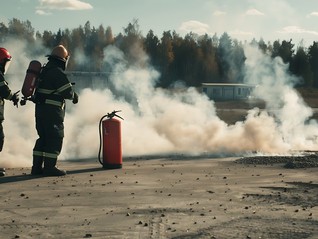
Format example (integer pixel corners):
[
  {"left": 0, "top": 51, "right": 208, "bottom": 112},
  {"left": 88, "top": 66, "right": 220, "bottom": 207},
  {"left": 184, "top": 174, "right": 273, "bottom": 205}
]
[
  {"left": 31, "top": 45, "right": 78, "bottom": 176},
  {"left": 0, "top": 47, "right": 19, "bottom": 177}
]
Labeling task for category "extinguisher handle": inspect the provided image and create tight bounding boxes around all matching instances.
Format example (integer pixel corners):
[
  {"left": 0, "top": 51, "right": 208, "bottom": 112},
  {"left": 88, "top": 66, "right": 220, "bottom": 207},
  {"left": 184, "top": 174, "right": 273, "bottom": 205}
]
[
  {"left": 107, "top": 110, "right": 124, "bottom": 120},
  {"left": 114, "top": 113, "right": 124, "bottom": 120}
]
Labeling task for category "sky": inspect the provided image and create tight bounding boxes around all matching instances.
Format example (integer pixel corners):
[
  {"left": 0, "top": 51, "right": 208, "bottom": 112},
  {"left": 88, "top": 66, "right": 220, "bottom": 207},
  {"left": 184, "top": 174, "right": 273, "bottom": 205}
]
[{"left": 1, "top": 0, "right": 318, "bottom": 47}]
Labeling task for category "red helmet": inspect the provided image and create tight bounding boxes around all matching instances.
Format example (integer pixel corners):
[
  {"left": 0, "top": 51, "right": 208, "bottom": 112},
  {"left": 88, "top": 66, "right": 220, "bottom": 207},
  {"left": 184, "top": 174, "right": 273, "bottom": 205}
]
[
  {"left": 0, "top": 48, "right": 12, "bottom": 74},
  {"left": 0, "top": 47, "right": 12, "bottom": 64}
]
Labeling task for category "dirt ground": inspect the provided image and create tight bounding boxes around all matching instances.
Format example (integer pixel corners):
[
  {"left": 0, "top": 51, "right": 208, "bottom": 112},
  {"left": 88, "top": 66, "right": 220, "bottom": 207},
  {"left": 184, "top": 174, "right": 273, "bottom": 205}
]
[{"left": 0, "top": 157, "right": 318, "bottom": 239}]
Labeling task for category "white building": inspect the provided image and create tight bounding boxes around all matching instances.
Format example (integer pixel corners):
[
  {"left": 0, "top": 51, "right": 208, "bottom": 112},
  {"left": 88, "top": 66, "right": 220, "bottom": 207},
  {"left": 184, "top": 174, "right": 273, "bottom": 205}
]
[
  {"left": 201, "top": 83, "right": 255, "bottom": 101},
  {"left": 66, "top": 71, "right": 110, "bottom": 90}
]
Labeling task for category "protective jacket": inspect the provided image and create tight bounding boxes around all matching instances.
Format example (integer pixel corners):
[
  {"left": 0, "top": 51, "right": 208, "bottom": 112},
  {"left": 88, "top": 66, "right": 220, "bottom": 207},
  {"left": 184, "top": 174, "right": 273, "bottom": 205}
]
[
  {"left": 35, "top": 59, "right": 74, "bottom": 108},
  {"left": 0, "top": 71, "right": 14, "bottom": 122}
]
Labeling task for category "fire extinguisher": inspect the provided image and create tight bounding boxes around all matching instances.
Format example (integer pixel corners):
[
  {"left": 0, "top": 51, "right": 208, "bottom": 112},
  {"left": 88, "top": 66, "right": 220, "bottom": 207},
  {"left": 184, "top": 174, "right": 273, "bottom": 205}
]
[{"left": 98, "top": 110, "right": 124, "bottom": 169}]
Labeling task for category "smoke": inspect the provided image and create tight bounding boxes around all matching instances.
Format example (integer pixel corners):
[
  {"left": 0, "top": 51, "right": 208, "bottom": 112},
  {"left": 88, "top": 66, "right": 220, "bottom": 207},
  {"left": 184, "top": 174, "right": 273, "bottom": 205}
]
[
  {"left": 243, "top": 45, "right": 318, "bottom": 150},
  {"left": 1, "top": 39, "right": 318, "bottom": 168},
  {"left": 0, "top": 39, "right": 49, "bottom": 167}
]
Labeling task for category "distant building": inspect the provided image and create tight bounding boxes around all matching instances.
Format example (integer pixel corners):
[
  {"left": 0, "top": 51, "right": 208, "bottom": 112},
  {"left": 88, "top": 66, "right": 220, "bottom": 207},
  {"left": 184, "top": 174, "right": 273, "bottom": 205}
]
[
  {"left": 201, "top": 83, "right": 255, "bottom": 101},
  {"left": 66, "top": 71, "right": 110, "bottom": 90}
]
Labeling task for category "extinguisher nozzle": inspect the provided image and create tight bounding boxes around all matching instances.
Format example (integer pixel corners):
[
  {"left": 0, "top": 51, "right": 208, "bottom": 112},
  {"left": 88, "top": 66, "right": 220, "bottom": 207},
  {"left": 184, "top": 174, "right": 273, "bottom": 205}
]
[{"left": 20, "top": 99, "right": 26, "bottom": 106}]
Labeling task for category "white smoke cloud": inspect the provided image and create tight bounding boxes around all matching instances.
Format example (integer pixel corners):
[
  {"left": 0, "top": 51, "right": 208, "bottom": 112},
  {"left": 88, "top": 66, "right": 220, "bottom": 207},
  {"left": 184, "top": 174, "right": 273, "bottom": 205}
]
[
  {"left": 244, "top": 45, "right": 318, "bottom": 150},
  {"left": 1, "top": 39, "right": 318, "bottom": 169},
  {"left": 64, "top": 44, "right": 317, "bottom": 161},
  {"left": 0, "top": 39, "right": 48, "bottom": 168}
]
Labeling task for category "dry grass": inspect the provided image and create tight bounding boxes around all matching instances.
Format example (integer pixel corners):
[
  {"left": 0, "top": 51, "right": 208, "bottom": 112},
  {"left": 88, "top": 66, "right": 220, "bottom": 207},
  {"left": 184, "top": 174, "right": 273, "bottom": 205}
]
[
  {"left": 298, "top": 87, "right": 318, "bottom": 108},
  {"left": 215, "top": 88, "right": 318, "bottom": 125}
]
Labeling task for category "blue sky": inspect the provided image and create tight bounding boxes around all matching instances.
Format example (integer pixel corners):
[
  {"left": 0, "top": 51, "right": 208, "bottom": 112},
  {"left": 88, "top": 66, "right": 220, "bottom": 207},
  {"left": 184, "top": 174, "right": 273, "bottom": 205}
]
[{"left": 1, "top": 0, "right": 318, "bottom": 46}]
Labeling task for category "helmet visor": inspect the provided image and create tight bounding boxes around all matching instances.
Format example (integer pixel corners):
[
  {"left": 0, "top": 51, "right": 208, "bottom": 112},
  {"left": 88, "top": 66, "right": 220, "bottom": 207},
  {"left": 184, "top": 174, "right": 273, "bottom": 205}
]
[{"left": 3, "top": 61, "right": 11, "bottom": 74}]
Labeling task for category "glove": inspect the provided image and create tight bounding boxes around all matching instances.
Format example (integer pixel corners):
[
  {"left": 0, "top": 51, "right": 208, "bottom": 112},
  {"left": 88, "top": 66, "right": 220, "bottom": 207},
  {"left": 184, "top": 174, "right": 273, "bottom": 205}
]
[
  {"left": 72, "top": 92, "right": 78, "bottom": 104},
  {"left": 11, "top": 91, "right": 20, "bottom": 108}
]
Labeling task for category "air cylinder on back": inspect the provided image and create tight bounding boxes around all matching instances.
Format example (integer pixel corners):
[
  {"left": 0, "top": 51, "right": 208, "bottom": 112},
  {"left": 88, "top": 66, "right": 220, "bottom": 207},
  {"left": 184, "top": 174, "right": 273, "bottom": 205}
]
[{"left": 21, "top": 60, "right": 42, "bottom": 98}]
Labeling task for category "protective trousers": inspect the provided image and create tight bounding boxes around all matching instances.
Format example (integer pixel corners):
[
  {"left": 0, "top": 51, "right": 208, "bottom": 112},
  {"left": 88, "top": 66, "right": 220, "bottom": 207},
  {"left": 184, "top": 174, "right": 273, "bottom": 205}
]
[{"left": 32, "top": 104, "right": 66, "bottom": 176}]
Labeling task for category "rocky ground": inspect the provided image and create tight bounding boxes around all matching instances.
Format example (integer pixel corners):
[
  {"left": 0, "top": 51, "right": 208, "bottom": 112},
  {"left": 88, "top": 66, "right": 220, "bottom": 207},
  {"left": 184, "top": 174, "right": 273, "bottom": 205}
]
[
  {"left": 236, "top": 151, "right": 318, "bottom": 169},
  {"left": 0, "top": 156, "right": 317, "bottom": 239}
]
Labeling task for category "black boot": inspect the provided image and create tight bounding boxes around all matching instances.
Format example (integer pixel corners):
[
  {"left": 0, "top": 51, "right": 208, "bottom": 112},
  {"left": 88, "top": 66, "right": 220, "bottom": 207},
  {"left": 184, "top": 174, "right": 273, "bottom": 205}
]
[
  {"left": 0, "top": 168, "right": 5, "bottom": 177},
  {"left": 43, "top": 158, "right": 66, "bottom": 177},
  {"left": 31, "top": 156, "right": 43, "bottom": 176}
]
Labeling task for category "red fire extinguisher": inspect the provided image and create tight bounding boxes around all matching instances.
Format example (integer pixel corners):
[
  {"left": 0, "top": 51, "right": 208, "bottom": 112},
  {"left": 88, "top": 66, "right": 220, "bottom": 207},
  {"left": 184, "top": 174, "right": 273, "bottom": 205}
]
[
  {"left": 98, "top": 110, "right": 124, "bottom": 169},
  {"left": 20, "top": 60, "right": 42, "bottom": 105}
]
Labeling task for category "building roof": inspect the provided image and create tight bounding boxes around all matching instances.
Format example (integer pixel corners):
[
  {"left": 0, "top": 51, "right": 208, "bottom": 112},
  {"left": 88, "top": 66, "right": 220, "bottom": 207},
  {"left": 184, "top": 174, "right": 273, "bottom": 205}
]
[{"left": 202, "top": 83, "right": 256, "bottom": 87}]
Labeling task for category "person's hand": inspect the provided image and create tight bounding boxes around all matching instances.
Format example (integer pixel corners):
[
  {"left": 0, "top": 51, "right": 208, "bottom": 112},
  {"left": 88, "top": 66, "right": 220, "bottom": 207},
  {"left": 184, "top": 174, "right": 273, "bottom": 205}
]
[
  {"left": 11, "top": 90, "right": 20, "bottom": 108},
  {"left": 72, "top": 92, "right": 78, "bottom": 104}
]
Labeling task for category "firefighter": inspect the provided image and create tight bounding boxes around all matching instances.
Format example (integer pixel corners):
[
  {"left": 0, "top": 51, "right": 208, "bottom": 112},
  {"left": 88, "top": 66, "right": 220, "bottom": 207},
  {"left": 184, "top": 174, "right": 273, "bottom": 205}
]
[
  {"left": 31, "top": 45, "right": 78, "bottom": 176},
  {"left": 0, "top": 47, "right": 19, "bottom": 177}
]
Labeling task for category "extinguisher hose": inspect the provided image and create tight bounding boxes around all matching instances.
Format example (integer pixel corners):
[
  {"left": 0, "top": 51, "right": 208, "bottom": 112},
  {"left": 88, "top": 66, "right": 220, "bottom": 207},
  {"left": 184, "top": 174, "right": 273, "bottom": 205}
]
[{"left": 98, "top": 115, "right": 108, "bottom": 165}]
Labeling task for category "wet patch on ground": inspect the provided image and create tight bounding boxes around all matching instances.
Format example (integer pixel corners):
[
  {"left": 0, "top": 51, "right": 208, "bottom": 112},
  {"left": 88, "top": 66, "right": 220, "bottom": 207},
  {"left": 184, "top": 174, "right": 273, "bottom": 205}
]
[
  {"left": 235, "top": 153, "right": 318, "bottom": 168},
  {"left": 171, "top": 217, "right": 318, "bottom": 239}
]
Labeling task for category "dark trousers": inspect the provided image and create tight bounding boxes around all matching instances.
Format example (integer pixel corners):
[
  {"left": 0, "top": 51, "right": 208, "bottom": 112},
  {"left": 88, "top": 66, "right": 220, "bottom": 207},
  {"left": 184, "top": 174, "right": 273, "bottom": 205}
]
[{"left": 33, "top": 104, "right": 65, "bottom": 163}]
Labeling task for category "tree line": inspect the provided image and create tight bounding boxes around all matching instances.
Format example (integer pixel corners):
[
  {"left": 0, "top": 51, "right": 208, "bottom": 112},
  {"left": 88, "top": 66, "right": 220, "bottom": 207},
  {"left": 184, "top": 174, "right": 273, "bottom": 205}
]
[{"left": 1, "top": 18, "right": 318, "bottom": 88}]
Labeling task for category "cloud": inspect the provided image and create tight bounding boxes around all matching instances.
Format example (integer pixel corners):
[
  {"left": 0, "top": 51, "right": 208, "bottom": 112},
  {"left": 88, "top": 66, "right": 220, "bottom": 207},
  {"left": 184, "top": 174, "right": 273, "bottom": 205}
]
[
  {"left": 245, "top": 8, "right": 265, "bottom": 16},
  {"left": 179, "top": 20, "right": 210, "bottom": 35},
  {"left": 307, "top": 12, "right": 318, "bottom": 17},
  {"left": 213, "top": 10, "right": 226, "bottom": 16},
  {"left": 35, "top": 9, "right": 52, "bottom": 15},
  {"left": 278, "top": 26, "right": 318, "bottom": 36},
  {"left": 37, "top": 0, "right": 93, "bottom": 12}
]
